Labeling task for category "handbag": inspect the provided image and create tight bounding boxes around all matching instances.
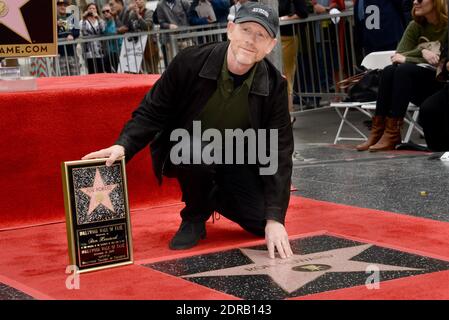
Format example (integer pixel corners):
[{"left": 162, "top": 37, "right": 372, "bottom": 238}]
[
  {"left": 339, "top": 69, "right": 382, "bottom": 102},
  {"left": 417, "top": 36, "right": 441, "bottom": 55}
]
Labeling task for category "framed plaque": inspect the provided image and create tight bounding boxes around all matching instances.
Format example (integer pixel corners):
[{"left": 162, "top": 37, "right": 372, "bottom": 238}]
[{"left": 61, "top": 158, "right": 133, "bottom": 273}]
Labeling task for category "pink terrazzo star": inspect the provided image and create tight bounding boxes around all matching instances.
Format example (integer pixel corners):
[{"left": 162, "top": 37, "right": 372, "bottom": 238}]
[
  {"left": 80, "top": 168, "right": 118, "bottom": 215},
  {"left": 0, "top": 0, "right": 32, "bottom": 42}
]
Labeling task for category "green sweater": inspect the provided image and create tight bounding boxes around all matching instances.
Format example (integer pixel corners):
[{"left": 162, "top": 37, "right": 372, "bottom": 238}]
[{"left": 396, "top": 21, "right": 448, "bottom": 64}]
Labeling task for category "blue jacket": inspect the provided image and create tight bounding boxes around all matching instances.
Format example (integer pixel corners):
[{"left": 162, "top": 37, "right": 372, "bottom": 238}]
[{"left": 188, "top": 0, "right": 230, "bottom": 25}]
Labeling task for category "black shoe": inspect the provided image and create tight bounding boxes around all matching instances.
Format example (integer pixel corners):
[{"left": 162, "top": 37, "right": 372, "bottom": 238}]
[{"left": 169, "top": 220, "right": 206, "bottom": 250}]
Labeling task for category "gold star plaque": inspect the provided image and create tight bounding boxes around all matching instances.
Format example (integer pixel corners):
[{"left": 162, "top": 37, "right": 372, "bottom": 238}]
[{"left": 61, "top": 158, "right": 133, "bottom": 273}]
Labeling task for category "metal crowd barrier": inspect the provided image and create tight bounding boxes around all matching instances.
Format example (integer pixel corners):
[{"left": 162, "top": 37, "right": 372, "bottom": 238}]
[
  {"left": 20, "top": 22, "right": 226, "bottom": 77},
  {"left": 20, "top": 11, "right": 357, "bottom": 111}
]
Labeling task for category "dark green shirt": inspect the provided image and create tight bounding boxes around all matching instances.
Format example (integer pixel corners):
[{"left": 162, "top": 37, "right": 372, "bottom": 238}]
[
  {"left": 197, "top": 52, "right": 257, "bottom": 132},
  {"left": 396, "top": 21, "right": 448, "bottom": 64}
]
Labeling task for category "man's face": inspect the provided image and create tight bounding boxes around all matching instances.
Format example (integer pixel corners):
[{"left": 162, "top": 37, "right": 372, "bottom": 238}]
[
  {"left": 135, "top": 0, "right": 145, "bottom": 9},
  {"left": 227, "top": 22, "right": 276, "bottom": 67},
  {"left": 57, "top": 3, "right": 67, "bottom": 15},
  {"left": 109, "top": 0, "right": 123, "bottom": 15}
]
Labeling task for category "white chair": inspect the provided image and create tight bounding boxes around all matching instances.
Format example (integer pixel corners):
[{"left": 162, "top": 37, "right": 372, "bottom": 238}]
[{"left": 331, "top": 51, "right": 423, "bottom": 144}]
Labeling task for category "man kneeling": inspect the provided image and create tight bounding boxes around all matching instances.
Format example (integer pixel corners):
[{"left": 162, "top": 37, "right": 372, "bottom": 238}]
[{"left": 83, "top": 3, "right": 294, "bottom": 259}]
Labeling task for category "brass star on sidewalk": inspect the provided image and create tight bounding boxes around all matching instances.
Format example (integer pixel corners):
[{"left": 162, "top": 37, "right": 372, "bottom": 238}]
[
  {"left": 182, "top": 245, "right": 422, "bottom": 293},
  {"left": 0, "top": 0, "right": 31, "bottom": 42}
]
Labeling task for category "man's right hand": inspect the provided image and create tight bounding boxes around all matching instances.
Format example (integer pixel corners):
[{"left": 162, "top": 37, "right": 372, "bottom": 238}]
[
  {"left": 314, "top": 4, "right": 327, "bottom": 14},
  {"left": 82, "top": 145, "right": 125, "bottom": 166}
]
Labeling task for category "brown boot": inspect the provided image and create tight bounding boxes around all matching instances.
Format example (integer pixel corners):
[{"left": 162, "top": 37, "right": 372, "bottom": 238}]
[
  {"left": 369, "top": 117, "right": 404, "bottom": 152},
  {"left": 356, "top": 115, "right": 386, "bottom": 151}
]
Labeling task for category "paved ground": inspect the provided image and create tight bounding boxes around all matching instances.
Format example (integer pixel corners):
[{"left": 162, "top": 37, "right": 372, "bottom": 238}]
[{"left": 291, "top": 107, "right": 449, "bottom": 222}]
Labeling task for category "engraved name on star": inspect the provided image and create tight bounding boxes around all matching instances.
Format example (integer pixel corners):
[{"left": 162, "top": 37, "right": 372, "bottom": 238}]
[
  {"left": 0, "top": 0, "right": 32, "bottom": 42},
  {"left": 80, "top": 168, "right": 118, "bottom": 215},
  {"left": 182, "top": 244, "right": 423, "bottom": 293}
]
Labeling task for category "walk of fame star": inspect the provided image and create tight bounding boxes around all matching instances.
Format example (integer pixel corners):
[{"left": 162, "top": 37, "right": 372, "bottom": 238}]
[
  {"left": 79, "top": 168, "right": 118, "bottom": 215},
  {"left": 0, "top": 0, "right": 32, "bottom": 42},
  {"left": 182, "top": 245, "right": 421, "bottom": 294},
  {"left": 146, "top": 235, "right": 449, "bottom": 299}
]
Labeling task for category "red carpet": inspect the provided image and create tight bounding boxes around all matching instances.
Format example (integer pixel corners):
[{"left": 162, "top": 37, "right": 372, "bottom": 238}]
[
  {"left": 1, "top": 195, "right": 449, "bottom": 299},
  {"left": 0, "top": 74, "right": 180, "bottom": 230},
  {"left": 2, "top": 75, "right": 449, "bottom": 299}
]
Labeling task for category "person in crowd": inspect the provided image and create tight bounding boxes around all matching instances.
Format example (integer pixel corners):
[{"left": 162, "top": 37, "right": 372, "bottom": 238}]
[
  {"left": 227, "top": 0, "right": 249, "bottom": 21},
  {"left": 109, "top": 0, "right": 131, "bottom": 34},
  {"left": 311, "top": 0, "right": 346, "bottom": 93},
  {"left": 127, "top": 0, "right": 160, "bottom": 73},
  {"left": 57, "top": 0, "right": 80, "bottom": 76},
  {"left": 278, "top": 0, "right": 309, "bottom": 121},
  {"left": 210, "top": 0, "right": 231, "bottom": 23},
  {"left": 419, "top": 43, "right": 449, "bottom": 151},
  {"left": 102, "top": 3, "right": 121, "bottom": 72},
  {"left": 156, "top": 0, "right": 191, "bottom": 29},
  {"left": 156, "top": 0, "right": 191, "bottom": 61},
  {"left": 354, "top": 0, "right": 412, "bottom": 62},
  {"left": 188, "top": 0, "right": 218, "bottom": 25},
  {"left": 356, "top": 0, "right": 448, "bottom": 152},
  {"left": 80, "top": 3, "right": 110, "bottom": 73},
  {"left": 82, "top": 3, "right": 294, "bottom": 259}
]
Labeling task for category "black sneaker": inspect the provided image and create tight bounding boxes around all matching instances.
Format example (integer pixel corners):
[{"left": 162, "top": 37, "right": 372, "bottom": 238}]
[{"left": 169, "top": 220, "right": 206, "bottom": 250}]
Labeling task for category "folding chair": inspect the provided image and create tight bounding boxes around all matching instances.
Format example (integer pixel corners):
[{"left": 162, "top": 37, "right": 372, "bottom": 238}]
[{"left": 331, "top": 50, "right": 423, "bottom": 144}]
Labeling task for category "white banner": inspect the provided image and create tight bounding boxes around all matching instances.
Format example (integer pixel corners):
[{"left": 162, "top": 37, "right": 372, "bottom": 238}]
[{"left": 117, "top": 35, "right": 148, "bottom": 73}]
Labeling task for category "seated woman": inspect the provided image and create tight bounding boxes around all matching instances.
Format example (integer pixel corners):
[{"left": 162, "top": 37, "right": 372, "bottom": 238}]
[
  {"left": 356, "top": 0, "right": 448, "bottom": 152},
  {"left": 419, "top": 45, "right": 449, "bottom": 151}
]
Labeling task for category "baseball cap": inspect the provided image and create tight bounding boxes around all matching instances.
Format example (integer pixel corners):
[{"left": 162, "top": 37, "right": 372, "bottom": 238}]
[
  {"left": 234, "top": 2, "right": 279, "bottom": 38},
  {"left": 57, "top": 0, "right": 69, "bottom": 5}
]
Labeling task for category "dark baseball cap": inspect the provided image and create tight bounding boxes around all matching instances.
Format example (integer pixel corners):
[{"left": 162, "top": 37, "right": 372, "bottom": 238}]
[
  {"left": 234, "top": 2, "right": 279, "bottom": 38},
  {"left": 57, "top": 0, "right": 69, "bottom": 5}
]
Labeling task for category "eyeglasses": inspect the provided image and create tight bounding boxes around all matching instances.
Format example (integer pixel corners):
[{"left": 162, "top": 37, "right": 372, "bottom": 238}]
[{"left": 102, "top": 10, "right": 111, "bottom": 13}]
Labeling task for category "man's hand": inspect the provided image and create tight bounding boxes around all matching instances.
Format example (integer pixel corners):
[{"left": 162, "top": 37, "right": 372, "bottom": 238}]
[
  {"left": 446, "top": 61, "right": 449, "bottom": 72},
  {"left": 422, "top": 49, "right": 440, "bottom": 66},
  {"left": 67, "top": 34, "right": 74, "bottom": 41},
  {"left": 82, "top": 145, "right": 125, "bottom": 166},
  {"left": 117, "top": 26, "right": 129, "bottom": 34},
  {"left": 169, "top": 24, "right": 178, "bottom": 29},
  {"left": 314, "top": 4, "right": 327, "bottom": 14},
  {"left": 265, "top": 220, "right": 293, "bottom": 259},
  {"left": 391, "top": 53, "right": 406, "bottom": 64}
]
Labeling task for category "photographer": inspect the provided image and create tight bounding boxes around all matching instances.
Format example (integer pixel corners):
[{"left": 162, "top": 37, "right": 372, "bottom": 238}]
[
  {"left": 57, "top": 0, "right": 80, "bottom": 76},
  {"left": 79, "top": 3, "right": 110, "bottom": 73}
]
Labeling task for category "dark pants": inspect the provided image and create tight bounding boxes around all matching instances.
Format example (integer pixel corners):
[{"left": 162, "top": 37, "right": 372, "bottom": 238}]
[
  {"left": 87, "top": 58, "right": 111, "bottom": 74},
  {"left": 419, "top": 85, "right": 449, "bottom": 151},
  {"left": 376, "top": 63, "right": 443, "bottom": 118},
  {"left": 168, "top": 163, "right": 266, "bottom": 237}
]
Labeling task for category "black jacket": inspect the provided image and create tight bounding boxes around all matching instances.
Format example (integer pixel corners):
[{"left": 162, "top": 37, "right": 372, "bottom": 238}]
[{"left": 115, "top": 41, "right": 294, "bottom": 224}]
